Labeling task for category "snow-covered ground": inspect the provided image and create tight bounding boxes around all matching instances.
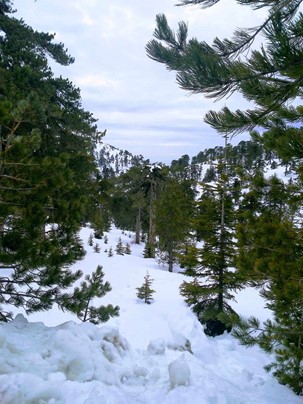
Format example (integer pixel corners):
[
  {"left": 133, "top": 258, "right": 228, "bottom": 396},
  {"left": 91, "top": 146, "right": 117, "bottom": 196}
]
[{"left": 0, "top": 226, "right": 301, "bottom": 403}]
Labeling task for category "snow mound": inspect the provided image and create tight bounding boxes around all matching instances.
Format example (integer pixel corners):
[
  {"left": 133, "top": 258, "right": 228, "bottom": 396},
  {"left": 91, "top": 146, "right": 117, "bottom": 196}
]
[{"left": 168, "top": 354, "right": 191, "bottom": 387}]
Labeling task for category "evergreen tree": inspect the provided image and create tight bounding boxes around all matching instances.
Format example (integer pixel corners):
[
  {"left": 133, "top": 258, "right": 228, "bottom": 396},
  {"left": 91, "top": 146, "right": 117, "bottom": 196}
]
[
  {"left": 180, "top": 140, "right": 244, "bottom": 336},
  {"left": 155, "top": 178, "right": 194, "bottom": 272},
  {"left": 108, "top": 165, "right": 147, "bottom": 243},
  {"left": 108, "top": 247, "right": 114, "bottom": 257},
  {"left": 147, "top": 1, "right": 303, "bottom": 393},
  {"left": 93, "top": 243, "right": 101, "bottom": 253},
  {"left": 234, "top": 173, "right": 303, "bottom": 394},
  {"left": 180, "top": 178, "right": 242, "bottom": 336},
  {"left": 141, "top": 164, "right": 167, "bottom": 258},
  {"left": 88, "top": 234, "right": 94, "bottom": 247},
  {"left": 115, "top": 237, "right": 124, "bottom": 255},
  {"left": 147, "top": 1, "right": 303, "bottom": 147},
  {"left": 0, "top": 1, "right": 105, "bottom": 321},
  {"left": 136, "top": 272, "right": 155, "bottom": 304},
  {"left": 63, "top": 265, "right": 119, "bottom": 325},
  {"left": 124, "top": 243, "right": 132, "bottom": 255},
  {"left": 203, "top": 165, "right": 216, "bottom": 182}
]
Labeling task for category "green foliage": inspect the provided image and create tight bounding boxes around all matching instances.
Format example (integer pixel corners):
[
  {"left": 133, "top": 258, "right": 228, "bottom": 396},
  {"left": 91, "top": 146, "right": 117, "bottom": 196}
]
[
  {"left": 62, "top": 265, "right": 119, "bottom": 325},
  {"left": 203, "top": 165, "right": 216, "bottom": 182},
  {"left": 88, "top": 234, "right": 94, "bottom": 247},
  {"left": 115, "top": 237, "right": 124, "bottom": 255},
  {"left": 0, "top": 2, "right": 107, "bottom": 320},
  {"left": 147, "top": 0, "right": 303, "bottom": 392},
  {"left": 93, "top": 243, "right": 101, "bottom": 253},
  {"left": 180, "top": 169, "right": 243, "bottom": 335},
  {"left": 233, "top": 316, "right": 303, "bottom": 395},
  {"left": 178, "top": 243, "right": 199, "bottom": 272},
  {"left": 124, "top": 243, "right": 131, "bottom": 255},
  {"left": 108, "top": 247, "right": 114, "bottom": 257},
  {"left": 235, "top": 171, "right": 303, "bottom": 394},
  {"left": 108, "top": 166, "right": 147, "bottom": 233},
  {"left": 155, "top": 178, "right": 195, "bottom": 272},
  {"left": 136, "top": 272, "right": 155, "bottom": 304}
]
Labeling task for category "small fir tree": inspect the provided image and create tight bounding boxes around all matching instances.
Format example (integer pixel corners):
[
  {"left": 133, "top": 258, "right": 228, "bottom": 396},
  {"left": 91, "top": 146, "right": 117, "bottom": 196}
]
[
  {"left": 115, "top": 237, "right": 124, "bottom": 255},
  {"left": 136, "top": 272, "right": 155, "bottom": 304},
  {"left": 62, "top": 265, "right": 120, "bottom": 325},
  {"left": 88, "top": 233, "right": 94, "bottom": 247},
  {"left": 124, "top": 243, "right": 132, "bottom": 255},
  {"left": 93, "top": 243, "right": 101, "bottom": 253},
  {"left": 108, "top": 247, "right": 114, "bottom": 257},
  {"left": 104, "top": 235, "right": 109, "bottom": 244}
]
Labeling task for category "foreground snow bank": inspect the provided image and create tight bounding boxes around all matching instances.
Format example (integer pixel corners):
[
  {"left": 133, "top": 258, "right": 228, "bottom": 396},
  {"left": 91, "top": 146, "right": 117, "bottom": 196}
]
[
  {"left": 0, "top": 227, "right": 301, "bottom": 403},
  {"left": 0, "top": 313, "right": 301, "bottom": 404}
]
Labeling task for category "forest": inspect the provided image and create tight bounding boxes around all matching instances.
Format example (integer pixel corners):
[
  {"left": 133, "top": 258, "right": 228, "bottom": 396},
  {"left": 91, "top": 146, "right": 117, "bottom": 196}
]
[{"left": 0, "top": 0, "right": 302, "bottom": 396}]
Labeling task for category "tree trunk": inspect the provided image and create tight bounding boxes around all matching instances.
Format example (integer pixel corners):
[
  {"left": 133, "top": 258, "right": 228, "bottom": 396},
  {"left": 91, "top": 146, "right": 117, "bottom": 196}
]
[
  {"left": 135, "top": 207, "right": 141, "bottom": 244},
  {"left": 168, "top": 243, "right": 173, "bottom": 272},
  {"left": 147, "top": 182, "right": 156, "bottom": 258},
  {"left": 218, "top": 135, "right": 228, "bottom": 313}
]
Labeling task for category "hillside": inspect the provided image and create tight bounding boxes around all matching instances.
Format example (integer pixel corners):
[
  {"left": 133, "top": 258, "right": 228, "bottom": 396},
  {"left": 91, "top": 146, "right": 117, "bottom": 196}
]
[
  {"left": 96, "top": 139, "right": 297, "bottom": 183},
  {"left": 0, "top": 226, "right": 301, "bottom": 403},
  {"left": 96, "top": 143, "right": 149, "bottom": 178}
]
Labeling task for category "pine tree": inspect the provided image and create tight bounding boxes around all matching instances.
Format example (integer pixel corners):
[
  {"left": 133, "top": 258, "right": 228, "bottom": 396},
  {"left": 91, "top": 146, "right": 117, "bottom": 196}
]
[
  {"left": 234, "top": 173, "right": 303, "bottom": 394},
  {"left": 155, "top": 178, "right": 194, "bottom": 272},
  {"left": 88, "top": 234, "right": 94, "bottom": 247},
  {"left": 93, "top": 243, "right": 101, "bottom": 253},
  {"left": 62, "top": 265, "right": 119, "bottom": 325},
  {"left": 0, "top": 1, "right": 106, "bottom": 321},
  {"left": 180, "top": 141, "right": 243, "bottom": 336},
  {"left": 108, "top": 247, "right": 114, "bottom": 257},
  {"left": 147, "top": 2, "right": 303, "bottom": 144},
  {"left": 108, "top": 166, "right": 147, "bottom": 240},
  {"left": 141, "top": 164, "right": 167, "bottom": 258},
  {"left": 124, "top": 243, "right": 132, "bottom": 255},
  {"left": 136, "top": 272, "right": 155, "bottom": 304},
  {"left": 147, "top": 1, "right": 303, "bottom": 393},
  {"left": 115, "top": 237, "right": 124, "bottom": 255}
]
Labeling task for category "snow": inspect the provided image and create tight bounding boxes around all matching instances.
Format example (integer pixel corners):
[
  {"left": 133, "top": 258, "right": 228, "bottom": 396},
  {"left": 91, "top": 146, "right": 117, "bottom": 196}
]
[
  {"left": 0, "top": 226, "right": 301, "bottom": 403},
  {"left": 168, "top": 354, "right": 191, "bottom": 387}
]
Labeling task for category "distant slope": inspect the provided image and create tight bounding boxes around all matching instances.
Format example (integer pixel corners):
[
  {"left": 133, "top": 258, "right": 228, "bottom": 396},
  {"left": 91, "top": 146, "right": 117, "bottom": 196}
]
[{"left": 95, "top": 143, "right": 149, "bottom": 178}]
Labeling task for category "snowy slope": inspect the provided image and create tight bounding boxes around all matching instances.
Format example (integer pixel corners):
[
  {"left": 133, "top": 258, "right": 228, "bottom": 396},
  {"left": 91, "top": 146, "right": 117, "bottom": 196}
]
[{"left": 0, "top": 226, "right": 301, "bottom": 404}]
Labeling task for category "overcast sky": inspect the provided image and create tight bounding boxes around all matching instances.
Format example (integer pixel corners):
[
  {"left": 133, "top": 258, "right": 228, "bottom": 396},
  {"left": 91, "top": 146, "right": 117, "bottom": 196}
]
[{"left": 14, "top": 0, "right": 265, "bottom": 164}]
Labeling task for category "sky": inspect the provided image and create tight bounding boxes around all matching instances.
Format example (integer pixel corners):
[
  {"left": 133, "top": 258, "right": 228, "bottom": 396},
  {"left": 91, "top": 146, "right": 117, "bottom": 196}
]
[
  {"left": 1, "top": 225, "right": 301, "bottom": 403},
  {"left": 14, "top": 0, "right": 265, "bottom": 164}
]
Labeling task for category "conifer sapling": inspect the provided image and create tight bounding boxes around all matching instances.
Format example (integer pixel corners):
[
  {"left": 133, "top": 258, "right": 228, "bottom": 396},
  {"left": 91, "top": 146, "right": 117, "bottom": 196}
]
[
  {"left": 124, "top": 243, "right": 132, "bottom": 255},
  {"left": 93, "top": 243, "right": 101, "bottom": 253},
  {"left": 108, "top": 247, "right": 114, "bottom": 257},
  {"left": 88, "top": 233, "right": 94, "bottom": 246},
  {"left": 136, "top": 272, "right": 155, "bottom": 304},
  {"left": 65, "top": 265, "right": 119, "bottom": 325},
  {"left": 115, "top": 237, "right": 124, "bottom": 255}
]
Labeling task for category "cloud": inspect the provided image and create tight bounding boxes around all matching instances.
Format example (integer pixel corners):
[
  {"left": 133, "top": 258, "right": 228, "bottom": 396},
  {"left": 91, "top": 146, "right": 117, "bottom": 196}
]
[
  {"left": 14, "top": 0, "right": 262, "bottom": 164},
  {"left": 76, "top": 74, "right": 120, "bottom": 89}
]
